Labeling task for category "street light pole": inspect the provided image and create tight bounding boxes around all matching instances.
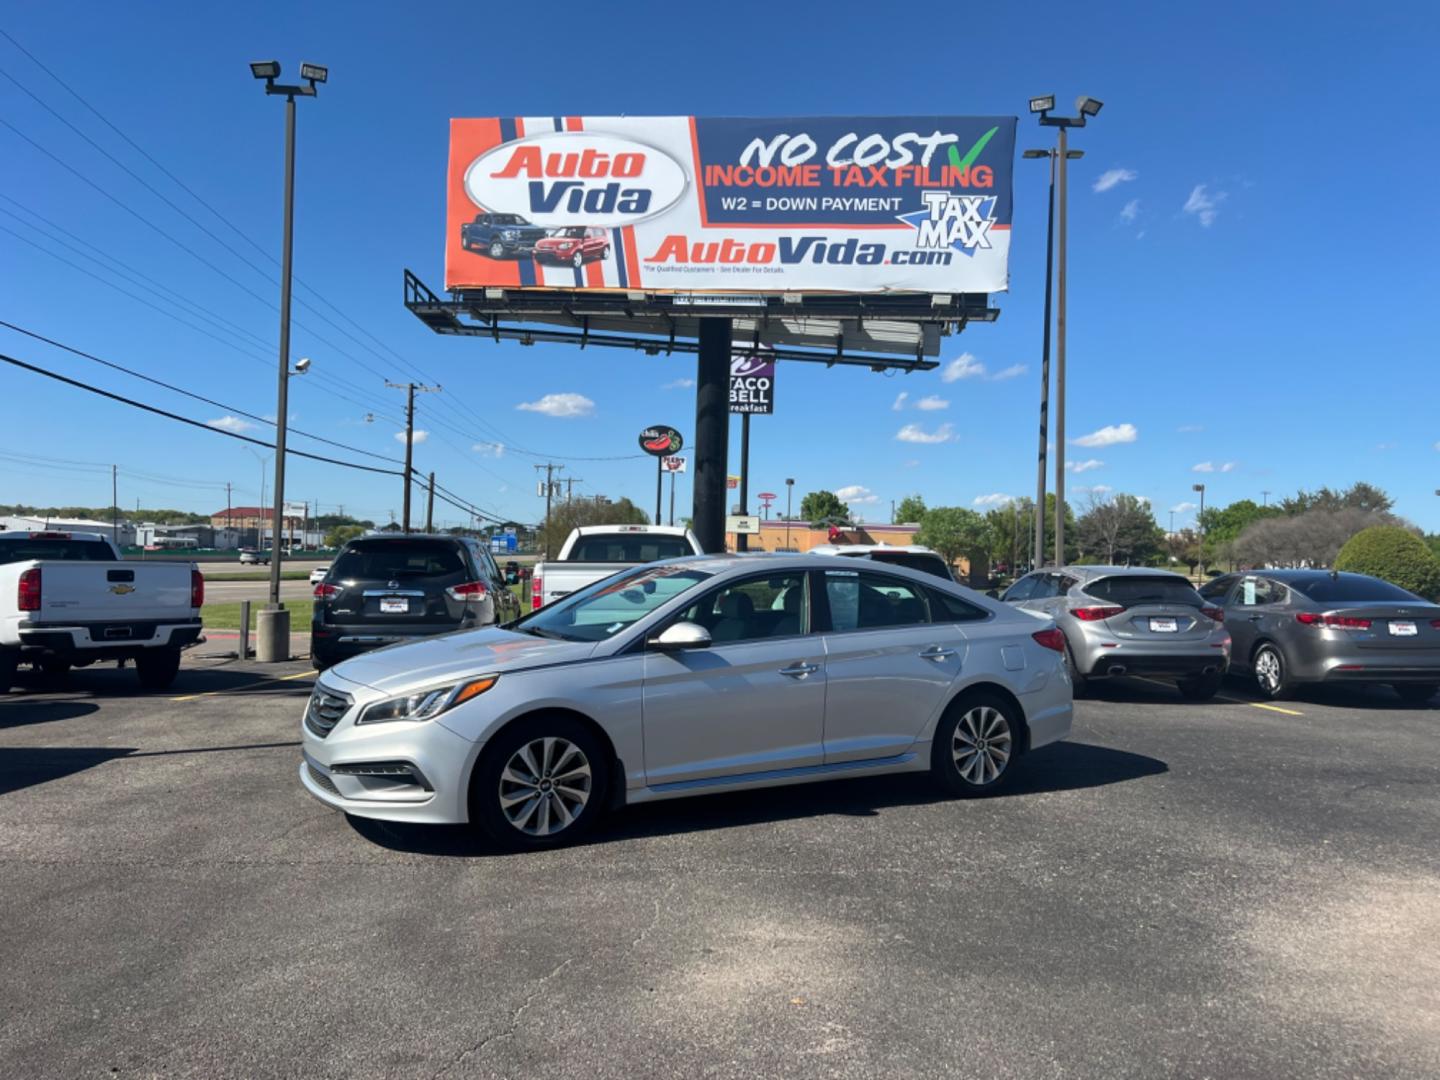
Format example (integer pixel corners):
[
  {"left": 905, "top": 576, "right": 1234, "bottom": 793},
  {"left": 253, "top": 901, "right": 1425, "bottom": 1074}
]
[
  {"left": 1193, "top": 482, "right": 1207, "bottom": 580},
  {"left": 784, "top": 478, "right": 794, "bottom": 551}
]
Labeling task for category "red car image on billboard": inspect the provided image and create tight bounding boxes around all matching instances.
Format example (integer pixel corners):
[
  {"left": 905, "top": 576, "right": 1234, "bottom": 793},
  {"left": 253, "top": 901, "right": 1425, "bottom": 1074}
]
[{"left": 533, "top": 226, "right": 611, "bottom": 268}]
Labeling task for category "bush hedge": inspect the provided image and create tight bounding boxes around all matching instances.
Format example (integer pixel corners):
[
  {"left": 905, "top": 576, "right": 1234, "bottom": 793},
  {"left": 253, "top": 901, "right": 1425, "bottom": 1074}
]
[{"left": 1334, "top": 526, "right": 1440, "bottom": 600}]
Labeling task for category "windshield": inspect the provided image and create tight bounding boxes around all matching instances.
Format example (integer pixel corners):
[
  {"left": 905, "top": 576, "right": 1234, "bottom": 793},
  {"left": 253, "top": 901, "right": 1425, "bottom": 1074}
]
[
  {"left": 1294, "top": 575, "right": 1422, "bottom": 603},
  {"left": 567, "top": 534, "right": 694, "bottom": 562},
  {"left": 516, "top": 565, "right": 711, "bottom": 642},
  {"left": 1088, "top": 575, "right": 1204, "bottom": 608},
  {"left": 866, "top": 552, "right": 953, "bottom": 580},
  {"left": 549, "top": 226, "right": 587, "bottom": 238},
  {"left": 0, "top": 538, "right": 115, "bottom": 563},
  {"left": 491, "top": 214, "right": 526, "bottom": 225}
]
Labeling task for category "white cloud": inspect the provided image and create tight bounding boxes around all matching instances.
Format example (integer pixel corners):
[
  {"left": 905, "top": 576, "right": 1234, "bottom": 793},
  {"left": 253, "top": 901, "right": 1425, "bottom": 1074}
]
[
  {"left": 1177, "top": 423, "right": 1204, "bottom": 433},
  {"left": 1093, "top": 168, "right": 1137, "bottom": 193},
  {"left": 1183, "top": 184, "right": 1227, "bottom": 227},
  {"left": 1119, "top": 198, "right": 1141, "bottom": 223},
  {"left": 663, "top": 378, "right": 694, "bottom": 390},
  {"left": 472, "top": 442, "right": 505, "bottom": 458},
  {"left": 1375, "top": 441, "right": 1397, "bottom": 451},
  {"left": 516, "top": 392, "right": 595, "bottom": 418},
  {"left": 1192, "top": 461, "right": 1236, "bottom": 474},
  {"left": 1192, "top": 462, "right": 1214, "bottom": 473},
  {"left": 892, "top": 391, "right": 909, "bottom": 411},
  {"left": 991, "top": 364, "right": 1027, "bottom": 381},
  {"left": 1085, "top": 484, "right": 1113, "bottom": 495},
  {"left": 1220, "top": 461, "right": 1238, "bottom": 473},
  {"left": 903, "top": 459, "right": 920, "bottom": 468},
  {"left": 1072, "top": 423, "right": 1137, "bottom": 448},
  {"left": 395, "top": 429, "right": 430, "bottom": 445},
  {"left": 895, "top": 423, "right": 955, "bottom": 445},
  {"left": 1171, "top": 501, "right": 1199, "bottom": 514},
  {"left": 835, "top": 484, "right": 879, "bottom": 505},
  {"left": 941, "top": 353, "right": 986, "bottom": 382},
  {"left": 1066, "top": 458, "right": 1104, "bottom": 473},
  {"left": 972, "top": 493, "right": 1013, "bottom": 508},
  {"left": 206, "top": 415, "right": 255, "bottom": 433},
  {"left": 914, "top": 394, "right": 949, "bottom": 411},
  {"left": 1434, "top": 441, "right": 1440, "bottom": 452}
]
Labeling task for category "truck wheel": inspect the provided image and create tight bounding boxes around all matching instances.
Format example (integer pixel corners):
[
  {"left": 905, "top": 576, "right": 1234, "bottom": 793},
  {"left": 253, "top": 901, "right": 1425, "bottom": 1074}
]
[
  {"left": 489, "top": 240, "right": 506, "bottom": 259},
  {"left": 38, "top": 657, "right": 72, "bottom": 680},
  {"left": 135, "top": 648, "right": 182, "bottom": 691},
  {"left": 0, "top": 648, "right": 18, "bottom": 693}
]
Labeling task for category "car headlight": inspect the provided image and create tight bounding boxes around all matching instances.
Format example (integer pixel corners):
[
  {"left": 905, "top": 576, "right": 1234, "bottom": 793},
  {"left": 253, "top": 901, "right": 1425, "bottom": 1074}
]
[{"left": 357, "top": 676, "right": 497, "bottom": 725}]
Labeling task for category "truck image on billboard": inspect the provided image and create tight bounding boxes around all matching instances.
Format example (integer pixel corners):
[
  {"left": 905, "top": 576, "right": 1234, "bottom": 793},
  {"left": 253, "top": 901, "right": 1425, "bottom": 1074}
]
[{"left": 445, "top": 116, "right": 1016, "bottom": 295}]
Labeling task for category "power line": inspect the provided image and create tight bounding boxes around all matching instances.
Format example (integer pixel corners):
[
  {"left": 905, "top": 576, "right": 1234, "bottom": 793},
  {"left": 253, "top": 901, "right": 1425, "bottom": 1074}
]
[{"left": 0, "top": 349, "right": 405, "bottom": 477}]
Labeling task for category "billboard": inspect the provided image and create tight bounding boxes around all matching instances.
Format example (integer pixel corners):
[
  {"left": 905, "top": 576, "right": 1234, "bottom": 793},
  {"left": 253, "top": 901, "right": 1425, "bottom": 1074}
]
[{"left": 445, "top": 116, "right": 1015, "bottom": 295}]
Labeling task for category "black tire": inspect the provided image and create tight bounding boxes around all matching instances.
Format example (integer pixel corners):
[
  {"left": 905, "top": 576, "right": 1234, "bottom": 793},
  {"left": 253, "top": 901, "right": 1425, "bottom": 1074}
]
[
  {"left": 1064, "top": 642, "right": 1088, "bottom": 698},
  {"left": 1252, "top": 642, "right": 1295, "bottom": 700},
  {"left": 488, "top": 240, "right": 506, "bottom": 259},
  {"left": 1178, "top": 671, "right": 1223, "bottom": 701},
  {"left": 470, "top": 714, "right": 611, "bottom": 851},
  {"left": 571, "top": 251, "right": 584, "bottom": 269},
  {"left": 135, "top": 647, "right": 181, "bottom": 691},
  {"left": 601, "top": 245, "right": 611, "bottom": 259},
  {"left": 37, "top": 656, "right": 72, "bottom": 681},
  {"left": 930, "top": 691, "right": 1022, "bottom": 798},
  {"left": 0, "top": 648, "right": 18, "bottom": 693},
  {"left": 1393, "top": 684, "right": 1438, "bottom": 706}
]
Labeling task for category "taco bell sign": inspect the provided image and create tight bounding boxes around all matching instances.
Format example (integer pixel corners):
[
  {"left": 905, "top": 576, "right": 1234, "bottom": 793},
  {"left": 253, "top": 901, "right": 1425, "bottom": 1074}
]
[{"left": 729, "top": 350, "right": 775, "bottom": 415}]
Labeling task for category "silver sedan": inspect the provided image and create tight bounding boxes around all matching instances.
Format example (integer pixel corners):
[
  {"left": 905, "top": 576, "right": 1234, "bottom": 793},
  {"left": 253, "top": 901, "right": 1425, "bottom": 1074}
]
[{"left": 300, "top": 553, "right": 1073, "bottom": 849}]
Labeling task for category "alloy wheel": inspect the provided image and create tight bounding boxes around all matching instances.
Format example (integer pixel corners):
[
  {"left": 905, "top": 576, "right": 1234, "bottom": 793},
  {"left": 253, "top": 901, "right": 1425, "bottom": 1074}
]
[
  {"left": 1255, "top": 648, "right": 1281, "bottom": 693},
  {"left": 498, "top": 737, "right": 592, "bottom": 836},
  {"left": 952, "top": 705, "right": 1012, "bottom": 785}
]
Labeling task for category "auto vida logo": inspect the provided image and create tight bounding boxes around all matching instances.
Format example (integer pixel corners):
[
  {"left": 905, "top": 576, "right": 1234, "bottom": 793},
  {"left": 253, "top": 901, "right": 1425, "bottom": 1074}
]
[{"left": 464, "top": 132, "right": 688, "bottom": 228}]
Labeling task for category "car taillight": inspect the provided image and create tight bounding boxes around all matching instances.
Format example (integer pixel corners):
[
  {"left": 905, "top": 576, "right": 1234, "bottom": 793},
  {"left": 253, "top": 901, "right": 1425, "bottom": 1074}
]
[
  {"left": 447, "top": 581, "right": 489, "bottom": 603},
  {"left": 1296, "top": 612, "right": 1372, "bottom": 629},
  {"left": 532, "top": 574, "right": 543, "bottom": 610},
  {"left": 314, "top": 583, "right": 341, "bottom": 600},
  {"left": 1071, "top": 605, "right": 1124, "bottom": 621},
  {"left": 1032, "top": 628, "right": 1066, "bottom": 652},
  {"left": 190, "top": 568, "right": 204, "bottom": 608},
  {"left": 1432, "top": 619, "right": 1440, "bottom": 630},
  {"left": 18, "top": 567, "right": 41, "bottom": 612},
  {"left": 1200, "top": 605, "right": 1224, "bottom": 622}
]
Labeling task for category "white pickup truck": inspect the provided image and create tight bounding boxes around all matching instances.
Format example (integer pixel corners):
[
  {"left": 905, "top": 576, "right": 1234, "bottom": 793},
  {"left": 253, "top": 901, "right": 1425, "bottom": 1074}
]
[
  {"left": 530, "top": 525, "right": 704, "bottom": 609},
  {"left": 0, "top": 530, "right": 203, "bottom": 692}
]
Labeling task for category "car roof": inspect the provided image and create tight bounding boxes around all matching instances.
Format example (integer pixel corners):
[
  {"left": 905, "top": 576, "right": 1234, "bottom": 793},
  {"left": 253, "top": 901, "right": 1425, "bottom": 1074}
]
[
  {"left": 809, "top": 544, "right": 942, "bottom": 557},
  {"left": 1251, "top": 569, "right": 1379, "bottom": 583},
  {"left": 1052, "top": 565, "right": 1190, "bottom": 581},
  {"left": 657, "top": 551, "right": 976, "bottom": 590}
]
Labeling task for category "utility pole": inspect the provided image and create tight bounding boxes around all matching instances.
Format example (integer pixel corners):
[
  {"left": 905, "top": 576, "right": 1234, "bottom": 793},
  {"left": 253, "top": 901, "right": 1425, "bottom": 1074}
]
[
  {"left": 565, "top": 476, "right": 583, "bottom": 502},
  {"left": 226, "top": 482, "right": 233, "bottom": 548},
  {"left": 890, "top": 499, "right": 896, "bottom": 525},
  {"left": 387, "top": 380, "right": 441, "bottom": 533},
  {"left": 534, "top": 463, "right": 564, "bottom": 558},
  {"left": 1261, "top": 490, "right": 1270, "bottom": 507},
  {"left": 425, "top": 471, "right": 436, "bottom": 532},
  {"left": 111, "top": 465, "right": 119, "bottom": 546}
]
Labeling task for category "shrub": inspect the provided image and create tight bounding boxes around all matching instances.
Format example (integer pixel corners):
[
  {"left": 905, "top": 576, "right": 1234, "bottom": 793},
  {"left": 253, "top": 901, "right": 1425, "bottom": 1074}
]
[{"left": 1334, "top": 526, "right": 1440, "bottom": 600}]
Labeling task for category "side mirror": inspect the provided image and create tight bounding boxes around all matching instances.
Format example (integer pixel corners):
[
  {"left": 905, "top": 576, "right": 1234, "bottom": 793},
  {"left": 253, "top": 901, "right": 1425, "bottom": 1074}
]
[
  {"left": 986, "top": 589, "right": 1001, "bottom": 600},
  {"left": 648, "top": 621, "right": 712, "bottom": 650}
]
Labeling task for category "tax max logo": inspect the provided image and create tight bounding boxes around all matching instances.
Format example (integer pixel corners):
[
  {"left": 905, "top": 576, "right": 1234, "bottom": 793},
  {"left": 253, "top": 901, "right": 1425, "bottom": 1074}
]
[{"left": 897, "top": 193, "right": 998, "bottom": 256}]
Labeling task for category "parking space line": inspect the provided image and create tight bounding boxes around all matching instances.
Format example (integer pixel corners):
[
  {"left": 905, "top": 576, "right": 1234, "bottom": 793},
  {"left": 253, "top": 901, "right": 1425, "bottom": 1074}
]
[
  {"left": 1248, "top": 702, "right": 1304, "bottom": 716},
  {"left": 172, "top": 670, "right": 313, "bottom": 703},
  {"left": 1130, "top": 675, "right": 1302, "bottom": 714}
]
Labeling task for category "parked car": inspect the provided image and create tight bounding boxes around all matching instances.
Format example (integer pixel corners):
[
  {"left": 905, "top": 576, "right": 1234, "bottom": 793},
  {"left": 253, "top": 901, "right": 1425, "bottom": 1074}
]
[
  {"left": 530, "top": 525, "right": 704, "bottom": 610},
  {"left": 238, "top": 548, "right": 269, "bottom": 566},
  {"left": 459, "top": 212, "right": 548, "bottom": 259},
  {"left": 503, "top": 561, "right": 521, "bottom": 585},
  {"left": 1199, "top": 569, "right": 1440, "bottom": 703},
  {"left": 809, "top": 543, "right": 954, "bottom": 581},
  {"left": 310, "top": 534, "right": 522, "bottom": 670},
  {"left": 300, "top": 553, "right": 1073, "bottom": 848},
  {"left": 308, "top": 565, "right": 330, "bottom": 586},
  {"left": 1000, "top": 565, "right": 1230, "bottom": 699},
  {"left": 0, "top": 530, "right": 202, "bottom": 691},
  {"left": 533, "top": 226, "right": 610, "bottom": 268}
]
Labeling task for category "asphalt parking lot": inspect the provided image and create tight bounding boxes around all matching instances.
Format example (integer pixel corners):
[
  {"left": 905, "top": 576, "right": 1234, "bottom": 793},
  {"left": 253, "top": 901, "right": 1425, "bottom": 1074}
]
[{"left": 1, "top": 658, "right": 1436, "bottom": 1079}]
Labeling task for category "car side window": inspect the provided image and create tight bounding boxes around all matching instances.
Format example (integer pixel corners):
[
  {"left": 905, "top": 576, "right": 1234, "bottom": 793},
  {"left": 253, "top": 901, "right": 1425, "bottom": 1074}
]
[
  {"left": 1198, "top": 575, "right": 1235, "bottom": 601},
  {"left": 1236, "top": 577, "right": 1285, "bottom": 607},
  {"left": 1001, "top": 574, "right": 1038, "bottom": 602},
  {"left": 673, "top": 572, "right": 809, "bottom": 643},
  {"left": 824, "top": 570, "right": 930, "bottom": 632},
  {"left": 1028, "top": 575, "right": 1061, "bottom": 600},
  {"left": 927, "top": 587, "right": 989, "bottom": 623},
  {"left": 1056, "top": 574, "right": 1079, "bottom": 594}
]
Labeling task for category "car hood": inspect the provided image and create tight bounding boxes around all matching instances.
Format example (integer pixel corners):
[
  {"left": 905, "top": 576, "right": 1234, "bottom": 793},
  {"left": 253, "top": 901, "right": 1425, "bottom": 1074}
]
[{"left": 328, "top": 627, "right": 598, "bottom": 695}]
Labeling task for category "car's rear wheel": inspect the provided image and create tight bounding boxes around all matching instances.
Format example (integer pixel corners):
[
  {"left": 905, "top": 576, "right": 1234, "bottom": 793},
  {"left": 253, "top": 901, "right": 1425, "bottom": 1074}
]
[
  {"left": 38, "top": 657, "right": 72, "bottom": 680},
  {"left": 931, "top": 692, "right": 1020, "bottom": 797},
  {"left": 1064, "top": 642, "right": 1088, "bottom": 698},
  {"left": 488, "top": 240, "right": 506, "bottom": 259},
  {"left": 471, "top": 715, "right": 610, "bottom": 850},
  {"left": 135, "top": 647, "right": 181, "bottom": 690},
  {"left": 1177, "top": 671, "right": 1223, "bottom": 701},
  {"left": 0, "top": 648, "right": 18, "bottom": 693},
  {"left": 1253, "top": 643, "right": 1294, "bottom": 700},
  {"left": 1393, "top": 683, "right": 1438, "bottom": 705}
]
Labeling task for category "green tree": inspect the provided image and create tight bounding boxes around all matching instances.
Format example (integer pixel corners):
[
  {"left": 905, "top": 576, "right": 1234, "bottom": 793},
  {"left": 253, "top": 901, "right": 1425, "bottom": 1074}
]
[
  {"left": 895, "top": 495, "right": 927, "bottom": 524},
  {"left": 1197, "top": 499, "right": 1282, "bottom": 550},
  {"left": 915, "top": 506, "right": 990, "bottom": 570},
  {"left": 1335, "top": 526, "right": 1440, "bottom": 600},
  {"left": 799, "top": 490, "right": 851, "bottom": 527},
  {"left": 539, "top": 496, "right": 649, "bottom": 557},
  {"left": 1077, "top": 493, "right": 1164, "bottom": 565},
  {"left": 1278, "top": 482, "right": 1394, "bottom": 517},
  {"left": 324, "top": 524, "right": 366, "bottom": 549}
]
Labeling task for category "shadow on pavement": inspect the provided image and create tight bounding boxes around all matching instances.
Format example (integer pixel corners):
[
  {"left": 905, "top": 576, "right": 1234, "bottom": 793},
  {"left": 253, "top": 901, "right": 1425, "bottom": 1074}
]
[
  {"left": 4, "top": 664, "right": 312, "bottom": 700},
  {"left": 1083, "top": 674, "right": 1437, "bottom": 710},
  {"left": 0, "top": 746, "right": 136, "bottom": 797},
  {"left": 348, "top": 741, "right": 1167, "bottom": 858},
  {"left": 0, "top": 700, "right": 100, "bottom": 731}
]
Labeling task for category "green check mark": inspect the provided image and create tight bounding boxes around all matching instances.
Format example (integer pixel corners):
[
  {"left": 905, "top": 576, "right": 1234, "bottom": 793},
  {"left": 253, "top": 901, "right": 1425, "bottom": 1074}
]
[{"left": 947, "top": 126, "right": 999, "bottom": 172}]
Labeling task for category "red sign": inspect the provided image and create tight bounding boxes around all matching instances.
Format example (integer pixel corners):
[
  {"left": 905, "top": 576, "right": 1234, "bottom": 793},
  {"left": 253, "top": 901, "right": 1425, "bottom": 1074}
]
[{"left": 757, "top": 492, "right": 778, "bottom": 500}]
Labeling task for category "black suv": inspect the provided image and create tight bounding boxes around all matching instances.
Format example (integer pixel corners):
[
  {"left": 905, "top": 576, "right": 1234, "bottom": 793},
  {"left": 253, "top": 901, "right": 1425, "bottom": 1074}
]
[
  {"left": 310, "top": 535, "right": 521, "bottom": 670},
  {"left": 459, "top": 213, "right": 548, "bottom": 259}
]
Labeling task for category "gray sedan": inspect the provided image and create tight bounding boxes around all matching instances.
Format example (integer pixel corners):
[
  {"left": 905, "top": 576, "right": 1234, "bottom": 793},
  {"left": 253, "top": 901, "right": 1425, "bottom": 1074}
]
[
  {"left": 1199, "top": 570, "right": 1440, "bottom": 703},
  {"left": 300, "top": 553, "right": 1074, "bottom": 849},
  {"left": 1000, "top": 566, "right": 1231, "bottom": 699}
]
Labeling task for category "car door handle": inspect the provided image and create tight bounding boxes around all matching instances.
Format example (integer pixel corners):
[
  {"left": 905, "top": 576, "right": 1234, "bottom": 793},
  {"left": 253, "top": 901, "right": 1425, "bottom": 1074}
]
[
  {"left": 919, "top": 646, "right": 959, "bottom": 661},
  {"left": 779, "top": 662, "right": 819, "bottom": 678}
]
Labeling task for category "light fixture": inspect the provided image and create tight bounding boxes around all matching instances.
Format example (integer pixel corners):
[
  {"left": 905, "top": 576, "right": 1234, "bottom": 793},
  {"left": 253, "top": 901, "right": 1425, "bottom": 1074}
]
[
  {"left": 1022, "top": 149, "right": 1049, "bottom": 159},
  {"left": 293, "top": 356, "right": 311, "bottom": 374},
  {"left": 249, "top": 60, "right": 280, "bottom": 80},
  {"left": 1029, "top": 95, "right": 1056, "bottom": 114},
  {"left": 1077, "top": 96, "right": 1104, "bottom": 117},
  {"left": 1193, "top": 483, "right": 1205, "bottom": 493},
  {"left": 299, "top": 62, "right": 328, "bottom": 84}
]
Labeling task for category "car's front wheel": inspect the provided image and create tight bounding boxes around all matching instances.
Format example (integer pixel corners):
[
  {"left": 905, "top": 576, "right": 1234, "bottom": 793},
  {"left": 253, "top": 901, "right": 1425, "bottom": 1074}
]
[
  {"left": 1253, "top": 643, "right": 1294, "bottom": 700},
  {"left": 471, "top": 715, "right": 610, "bottom": 850},
  {"left": 931, "top": 692, "right": 1020, "bottom": 797},
  {"left": 571, "top": 251, "right": 585, "bottom": 269},
  {"left": 488, "top": 240, "right": 506, "bottom": 259}
]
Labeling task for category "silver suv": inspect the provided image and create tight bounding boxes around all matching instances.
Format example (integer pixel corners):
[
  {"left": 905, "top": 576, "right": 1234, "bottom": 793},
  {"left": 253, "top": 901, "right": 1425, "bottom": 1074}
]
[{"left": 1001, "top": 566, "right": 1232, "bottom": 699}]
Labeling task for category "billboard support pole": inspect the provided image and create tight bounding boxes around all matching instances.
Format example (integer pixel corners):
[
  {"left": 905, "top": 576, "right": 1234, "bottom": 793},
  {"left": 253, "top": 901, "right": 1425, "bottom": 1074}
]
[
  {"left": 655, "top": 456, "right": 663, "bottom": 527},
  {"left": 693, "top": 319, "right": 731, "bottom": 554},
  {"left": 737, "top": 412, "right": 751, "bottom": 553},
  {"left": 669, "top": 470, "right": 676, "bottom": 527}
]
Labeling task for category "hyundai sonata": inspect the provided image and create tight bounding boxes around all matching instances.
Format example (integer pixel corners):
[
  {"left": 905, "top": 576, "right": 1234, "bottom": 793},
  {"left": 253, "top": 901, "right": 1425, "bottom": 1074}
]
[{"left": 300, "top": 554, "right": 1073, "bottom": 848}]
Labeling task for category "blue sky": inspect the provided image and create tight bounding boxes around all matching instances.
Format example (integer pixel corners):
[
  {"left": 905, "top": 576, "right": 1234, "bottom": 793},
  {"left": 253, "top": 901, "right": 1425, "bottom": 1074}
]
[{"left": 3, "top": 1, "right": 1438, "bottom": 531}]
